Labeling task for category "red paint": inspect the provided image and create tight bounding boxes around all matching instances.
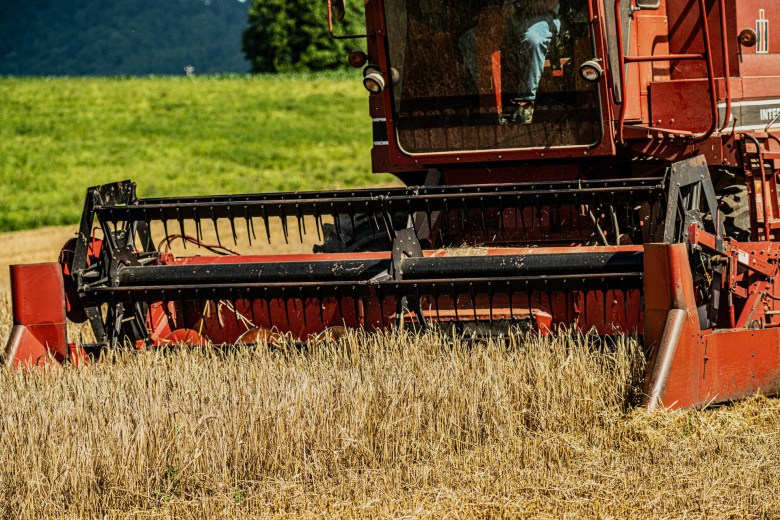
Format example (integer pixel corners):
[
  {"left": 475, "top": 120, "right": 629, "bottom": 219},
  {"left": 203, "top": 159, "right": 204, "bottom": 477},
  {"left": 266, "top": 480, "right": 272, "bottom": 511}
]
[
  {"left": 163, "top": 329, "right": 206, "bottom": 346},
  {"left": 5, "top": 263, "right": 68, "bottom": 367},
  {"left": 146, "top": 245, "right": 644, "bottom": 344},
  {"left": 643, "top": 242, "right": 780, "bottom": 409}
]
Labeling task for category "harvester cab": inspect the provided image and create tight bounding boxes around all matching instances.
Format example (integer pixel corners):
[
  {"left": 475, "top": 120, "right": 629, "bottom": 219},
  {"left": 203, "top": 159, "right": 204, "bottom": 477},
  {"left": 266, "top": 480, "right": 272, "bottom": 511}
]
[
  {"left": 378, "top": 0, "right": 601, "bottom": 150},
  {"left": 369, "top": 0, "right": 610, "bottom": 164},
  {"left": 7, "top": 0, "right": 780, "bottom": 410}
]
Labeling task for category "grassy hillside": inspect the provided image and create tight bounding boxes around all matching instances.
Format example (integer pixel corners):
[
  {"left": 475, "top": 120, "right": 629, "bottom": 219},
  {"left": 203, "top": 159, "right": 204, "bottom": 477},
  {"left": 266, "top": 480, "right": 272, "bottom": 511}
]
[{"left": 0, "top": 74, "right": 389, "bottom": 231}]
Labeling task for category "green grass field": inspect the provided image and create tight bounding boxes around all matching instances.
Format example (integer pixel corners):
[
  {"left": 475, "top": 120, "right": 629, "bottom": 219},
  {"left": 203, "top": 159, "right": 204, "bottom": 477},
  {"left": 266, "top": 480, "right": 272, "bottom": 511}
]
[{"left": 0, "top": 74, "right": 391, "bottom": 231}]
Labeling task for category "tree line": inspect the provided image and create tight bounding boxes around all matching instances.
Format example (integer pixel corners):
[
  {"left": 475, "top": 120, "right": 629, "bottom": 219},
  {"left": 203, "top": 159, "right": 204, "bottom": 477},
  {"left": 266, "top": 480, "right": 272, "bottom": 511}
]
[{"left": 0, "top": 0, "right": 249, "bottom": 76}]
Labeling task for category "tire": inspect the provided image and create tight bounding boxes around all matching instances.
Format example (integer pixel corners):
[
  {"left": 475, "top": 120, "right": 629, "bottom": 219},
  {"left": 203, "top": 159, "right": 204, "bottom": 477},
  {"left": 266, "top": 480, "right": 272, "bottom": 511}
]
[{"left": 313, "top": 214, "right": 397, "bottom": 253}]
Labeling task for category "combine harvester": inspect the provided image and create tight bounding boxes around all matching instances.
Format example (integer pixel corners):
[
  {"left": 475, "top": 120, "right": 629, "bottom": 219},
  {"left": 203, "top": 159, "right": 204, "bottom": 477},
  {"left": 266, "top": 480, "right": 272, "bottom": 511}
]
[{"left": 7, "top": 0, "right": 780, "bottom": 409}]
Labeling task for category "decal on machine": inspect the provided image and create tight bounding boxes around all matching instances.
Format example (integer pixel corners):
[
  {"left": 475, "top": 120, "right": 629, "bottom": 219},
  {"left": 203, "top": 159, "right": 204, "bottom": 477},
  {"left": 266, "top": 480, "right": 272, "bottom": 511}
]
[
  {"left": 758, "top": 9, "right": 769, "bottom": 54},
  {"left": 718, "top": 99, "right": 780, "bottom": 132}
]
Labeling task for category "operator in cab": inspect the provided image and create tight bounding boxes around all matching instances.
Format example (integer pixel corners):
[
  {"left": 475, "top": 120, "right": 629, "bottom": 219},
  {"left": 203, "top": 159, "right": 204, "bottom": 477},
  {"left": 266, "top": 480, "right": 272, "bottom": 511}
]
[{"left": 459, "top": 0, "right": 561, "bottom": 124}]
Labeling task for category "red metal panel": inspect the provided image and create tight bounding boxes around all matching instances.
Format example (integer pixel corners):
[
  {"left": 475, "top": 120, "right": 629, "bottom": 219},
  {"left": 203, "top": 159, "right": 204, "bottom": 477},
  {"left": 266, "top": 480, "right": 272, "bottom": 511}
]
[
  {"left": 736, "top": 3, "right": 780, "bottom": 77},
  {"left": 633, "top": 14, "right": 672, "bottom": 124},
  {"left": 5, "top": 326, "right": 57, "bottom": 368},
  {"left": 643, "top": 242, "right": 780, "bottom": 409},
  {"left": 648, "top": 79, "right": 715, "bottom": 133},
  {"left": 151, "top": 245, "right": 646, "bottom": 343},
  {"left": 11, "top": 263, "right": 66, "bottom": 326},
  {"left": 641, "top": 242, "right": 670, "bottom": 343},
  {"left": 649, "top": 78, "right": 741, "bottom": 133},
  {"left": 699, "top": 329, "right": 780, "bottom": 403},
  {"left": 741, "top": 76, "right": 780, "bottom": 100},
  {"left": 666, "top": 0, "right": 738, "bottom": 80},
  {"left": 642, "top": 243, "right": 703, "bottom": 410},
  {"left": 5, "top": 263, "right": 68, "bottom": 367}
]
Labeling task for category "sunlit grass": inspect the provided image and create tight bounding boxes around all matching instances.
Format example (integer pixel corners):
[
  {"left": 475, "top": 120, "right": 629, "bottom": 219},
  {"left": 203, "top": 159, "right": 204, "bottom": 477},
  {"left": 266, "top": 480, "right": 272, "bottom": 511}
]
[{"left": 0, "top": 74, "right": 391, "bottom": 231}]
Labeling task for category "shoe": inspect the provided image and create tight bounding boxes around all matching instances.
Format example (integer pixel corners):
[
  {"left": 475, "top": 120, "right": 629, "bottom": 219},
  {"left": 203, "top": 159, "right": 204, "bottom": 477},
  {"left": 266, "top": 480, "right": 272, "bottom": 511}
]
[{"left": 511, "top": 100, "right": 534, "bottom": 124}]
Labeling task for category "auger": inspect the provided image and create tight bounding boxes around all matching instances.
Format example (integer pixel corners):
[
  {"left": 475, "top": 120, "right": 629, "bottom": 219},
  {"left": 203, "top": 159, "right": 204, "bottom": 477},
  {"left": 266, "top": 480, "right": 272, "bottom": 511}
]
[{"left": 8, "top": 0, "right": 780, "bottom": 409}]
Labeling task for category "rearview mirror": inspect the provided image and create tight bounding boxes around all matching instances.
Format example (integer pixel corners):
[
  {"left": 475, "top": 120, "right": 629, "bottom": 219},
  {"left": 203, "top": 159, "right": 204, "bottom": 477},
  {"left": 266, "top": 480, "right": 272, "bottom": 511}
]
[
  {"left": 331, "top": 0, "right": 346, "bottom": 22},
  {"left": 327, "top": 0, "right": 365, "bottom": 40}
]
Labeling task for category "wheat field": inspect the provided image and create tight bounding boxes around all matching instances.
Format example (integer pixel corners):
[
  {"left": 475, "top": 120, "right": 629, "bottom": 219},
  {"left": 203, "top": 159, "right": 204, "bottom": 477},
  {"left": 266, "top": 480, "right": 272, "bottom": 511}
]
[
  {"left": 0, "top": 329, "right": 778, "bottom": 518},
  {"left": 1, "top": 228, "right": 780, "bottom": 518}
]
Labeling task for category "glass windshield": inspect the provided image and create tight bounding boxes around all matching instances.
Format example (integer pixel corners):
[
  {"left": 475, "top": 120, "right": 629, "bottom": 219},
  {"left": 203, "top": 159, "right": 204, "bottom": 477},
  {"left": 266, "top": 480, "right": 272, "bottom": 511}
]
[{"left": 384, "top": 0, "right": 601, "bottom": 154}]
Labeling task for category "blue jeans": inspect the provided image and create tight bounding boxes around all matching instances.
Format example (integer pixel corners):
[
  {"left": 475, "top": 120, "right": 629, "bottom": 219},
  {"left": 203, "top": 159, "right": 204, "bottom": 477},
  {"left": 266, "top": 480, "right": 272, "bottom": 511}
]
[
  {"left": 507, "top": 13, "right": 561, "bottom": 101},
  {"left": 459, "top": 8, "right": 560, "bottom": 102}
]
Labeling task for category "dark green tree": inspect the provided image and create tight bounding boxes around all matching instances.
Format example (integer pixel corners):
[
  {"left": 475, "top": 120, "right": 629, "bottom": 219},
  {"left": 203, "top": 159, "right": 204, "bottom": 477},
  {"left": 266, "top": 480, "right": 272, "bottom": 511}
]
[{"left": 242, "top": 0, "right": 365, "bottom": 72}]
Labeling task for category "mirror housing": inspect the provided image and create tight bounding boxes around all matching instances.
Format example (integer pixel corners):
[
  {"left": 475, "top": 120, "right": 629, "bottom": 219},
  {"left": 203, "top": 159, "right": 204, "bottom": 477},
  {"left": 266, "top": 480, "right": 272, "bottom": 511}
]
[
  {"left": 330, "top": 0, "right": 346, "bottom": 22},
  {"left": 326, "top": 0, "right": 364, "bottom": 39}
]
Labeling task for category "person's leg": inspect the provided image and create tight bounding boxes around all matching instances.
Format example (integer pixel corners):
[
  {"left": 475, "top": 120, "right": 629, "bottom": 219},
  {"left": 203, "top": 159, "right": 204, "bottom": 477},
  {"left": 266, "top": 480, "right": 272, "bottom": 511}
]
[
  {"left": 514, "top": 15, "right": 560, "bottom": 102},
  {"left": 458, "top": 27, "right": 478, "bottom": 88}
]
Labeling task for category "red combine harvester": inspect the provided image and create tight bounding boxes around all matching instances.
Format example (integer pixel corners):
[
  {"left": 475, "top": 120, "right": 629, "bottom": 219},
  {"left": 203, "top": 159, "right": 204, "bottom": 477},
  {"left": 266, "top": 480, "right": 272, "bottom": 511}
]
[{"left": 7, "top": 0, "right": 780, "bottom": 409}]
